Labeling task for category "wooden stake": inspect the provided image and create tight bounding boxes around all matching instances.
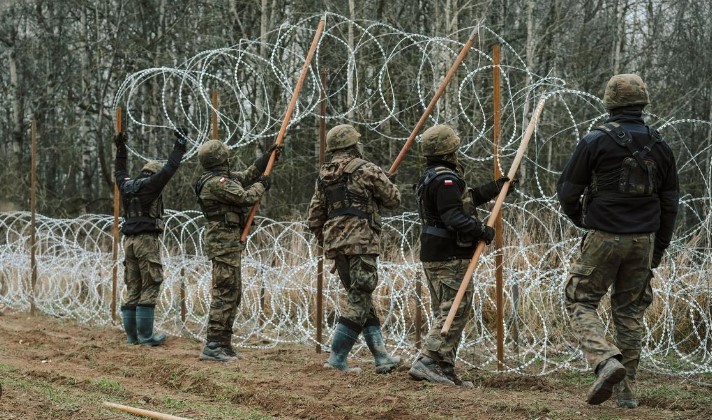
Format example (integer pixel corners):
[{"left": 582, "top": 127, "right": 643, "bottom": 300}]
[
  {"left": 441, "top": 97, "right": 546, "bottom": 337},
  {"left": 415, "top": 271, "right": 422, "bottom": 349},
  {"left": 103, "top": 402, "right": 191, "bottom": 420},
  {"left": 388, "top": 27, "right": 479, "bottom": 176},
  {"left": 316, "top": 69, "right": 327, "bottom": 353},
  {"left": 492, "top": 44, "right": 504, "bottom": 371},
  {"left": 240, "top": 15, "right": 326, "bottom": 242},
  {"left": 30, "top": 119, "right": 37, "bottom": 316},
  {"left": 111, "top": 107, "right": 122, "bottom": 322},
  {"left": 211, "top": 90, "right": 219, "bottom": 140}
]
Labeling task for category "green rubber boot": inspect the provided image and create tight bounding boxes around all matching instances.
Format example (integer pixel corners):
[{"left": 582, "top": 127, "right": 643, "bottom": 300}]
[
  {"left": 120, "top": 305, "right": 139, "bottom": 345},
  {"left": 363, "top": 325, "right": 401, "bottom": 373},
  {"left": 325, "top": 322, "right": 361, "bottom": 374},
  {"left": 136, "top": 305, "right": 166, "bottom": 346}
]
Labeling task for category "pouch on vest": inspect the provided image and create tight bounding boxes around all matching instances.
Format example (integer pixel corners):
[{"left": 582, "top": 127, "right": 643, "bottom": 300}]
[{"left": 619, "top": 157, "right": 656, "bottom": 195}]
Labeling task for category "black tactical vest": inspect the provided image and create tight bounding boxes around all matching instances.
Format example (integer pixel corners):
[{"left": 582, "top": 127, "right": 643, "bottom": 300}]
[
  {"left": 121, "top": 177, "right": 164, "bottom": 234},
  {"left": 317, "top": 158, "right": 372, "bottom": 222},
  {"left": 194, "top": 172, "right": 251, "bottom": 227}
]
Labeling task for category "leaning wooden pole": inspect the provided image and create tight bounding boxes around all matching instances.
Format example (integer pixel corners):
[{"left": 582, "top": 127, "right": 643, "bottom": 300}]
[
  {"left": 211, "top": 90, "right": 219, "bottom": 140},
  {"left": 240, "top": 15, "right": 326, "bottom": 242},
  {"left": 111, "top": 107, "right": 122, "bottom": 322},
  {"left": 441, "top": 97, "right": 546, "bottom": 336},
  {"left": 316, "top": 69, "right": 327, "bottom": 353},
  {"left": 492, "top": 44, "right": 505, "bottom": 371},
  {"left": 29, "top": 119, "right": 38, "bottom": 316},
  {"left": 103, "top": 402, "right": 191, "bottom": 420},
  {"left": 388, "top": 26, "right": 479, "bottom": 176}
]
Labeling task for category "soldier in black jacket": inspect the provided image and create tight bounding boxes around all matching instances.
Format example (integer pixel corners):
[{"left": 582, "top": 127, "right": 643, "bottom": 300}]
[
  {"left": 557, "top": 74, "right": 679, "bottom": 407},
  {"left": 114, "top": 129, "right": 187, "bottom": 346}
]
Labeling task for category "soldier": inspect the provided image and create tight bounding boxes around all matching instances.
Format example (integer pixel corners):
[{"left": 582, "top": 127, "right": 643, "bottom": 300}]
[
  {"left": 307, "top": 124, "right": 401, "bottom": 374},
  {"left": 194, "top": 139, "right": 279, "bottom": 361},
  {"left": 408, "top": 124, "right": 512, "bottom": 387},
  {"left": 114, "top": 128, "right": 187, "bottom": 346},
  {"left": 557, "top": 74, "right": 679, "bottom": 407}
]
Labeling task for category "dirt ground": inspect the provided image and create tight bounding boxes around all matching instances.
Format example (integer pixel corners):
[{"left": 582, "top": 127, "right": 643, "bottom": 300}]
[{"left": 0, "top": 309, "right": 710, "bottom": 420}]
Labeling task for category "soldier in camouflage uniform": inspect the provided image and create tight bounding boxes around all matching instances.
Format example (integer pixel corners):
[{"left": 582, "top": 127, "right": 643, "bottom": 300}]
[
  {"left": 307, "top": 124, "right": 401, "bottom": 374},
  {"left": 114, "top": 128, "right": 187, "bottom": 346},
  {"left": 408, "top": 124, "right": 512, "bottom": 387},
  {"left": 194, "top": 139, "right": 279, "bottom": 361},
  {"left": 558, "top": 74, "right": 679, "bottom": 407}
]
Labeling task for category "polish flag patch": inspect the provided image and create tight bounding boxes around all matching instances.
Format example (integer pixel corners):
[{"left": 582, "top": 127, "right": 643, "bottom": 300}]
[
  {"left": 443, "top": 179, "right": 454, "bottom": 186},
  {"left": 219, "top": 177, "right": 227, "bottom": 184}
]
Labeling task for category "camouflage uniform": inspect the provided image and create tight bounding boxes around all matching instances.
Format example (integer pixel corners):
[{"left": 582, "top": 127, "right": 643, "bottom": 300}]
[
  {"left": 307, "top": 124, "right": 401, "bottom": 373},
  {"left": 114, "top": 130, "right": 187, "bottom": 346},
  {"left": 557, "top": 74, "right": 679, "bottom": 406},
  {"left": 195, "top": 139, "right": 273, "bottom": 361}
]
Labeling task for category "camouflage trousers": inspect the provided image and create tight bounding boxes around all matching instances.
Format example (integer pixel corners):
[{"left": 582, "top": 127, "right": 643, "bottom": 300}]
[
  {"left": 565, "top": 230, "right": 654, "bottom": 372},
  {"left": 422, "top": 259, "right": 473, "bottom": 366},
  {"left": 123, "top": 233, "right": 163, "bottom": 306},
  {"left": 206, "top": 255, "right": 243, "bottom": 344},
  {"left": 333, "top": 254, "right": 380, "bottom": 328}
]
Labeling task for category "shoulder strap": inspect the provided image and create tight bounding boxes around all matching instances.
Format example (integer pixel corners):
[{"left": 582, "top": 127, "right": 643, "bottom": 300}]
[
  {"left": 343, "top": 158, "right": 368, "bottom": 174},
  {"left": 595, "top": 122, "right": 632, "bottom": 147},
  {"left": 195, "top": 172, "right": 219, "bottom": 197}
]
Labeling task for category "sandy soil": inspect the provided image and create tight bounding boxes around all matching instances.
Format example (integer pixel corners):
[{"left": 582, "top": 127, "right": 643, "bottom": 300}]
[{"left": 0, "top": 308, "right": 709, "bottom": 419}]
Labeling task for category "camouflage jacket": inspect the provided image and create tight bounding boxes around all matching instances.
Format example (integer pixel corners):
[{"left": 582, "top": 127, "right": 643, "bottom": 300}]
[
  {"left": 197, "top": 164, "right": 265, "bottom": 263},
  {"left": 307, "top": 151, "right": 401, "bottom": 258}
]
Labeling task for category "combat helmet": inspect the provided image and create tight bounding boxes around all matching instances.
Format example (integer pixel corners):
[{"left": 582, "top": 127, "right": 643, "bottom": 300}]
[
  {"left": 198, "top": 140, "right": 229, "bottom": 169},
  {"left": 603, "top": 74, "right": 650, "bottom": 110},
  {"left": 421, "top": 125, "right": 460, "bottom": 156},
  {"left": 326, "top": 124, "right": 361, "bottom": 152},
  {"left": 141, "top": 161, "right": 163, "bottom": 174}
]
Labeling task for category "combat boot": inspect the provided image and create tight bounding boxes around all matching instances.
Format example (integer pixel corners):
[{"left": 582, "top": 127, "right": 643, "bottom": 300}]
[
  {"left": 135, "top": 305, "right": 167, "bottom": 346},
  {"left": 222, "top": 343, "right": 243, "bottom": 360},
  {"left": 324, "top": 323, "right": 362, "bottom": 373},
  {"left": 587, "top": 357, "right": 626, "bottom": 405},
  {"left": 616, "top": 353, "right": 639, "bottom": 408},
  {"left": 440, "top": 363, "right": 474, "bottom": 388},
  {"left": 408, "top": 356, "right": 456, "bottom": 386},
  {"left": 120, "top": 305, "right": 139, "bottom": 345},
  {"left": 363, "top": 325, "right": 401, "bottom": 374},
  {"left": 199, "top": 342, "right": 235, "bottom": 362}
]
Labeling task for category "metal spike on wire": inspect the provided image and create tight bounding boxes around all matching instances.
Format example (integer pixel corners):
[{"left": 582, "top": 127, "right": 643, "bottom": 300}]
[
  {"left": 388, "top": 26, "right": 480, "bottom": 176},
  {"left": 440, "top": 96, "right": 547, "bottom": 337},
  {"left": 240, "top": 14, "right": 326, "bottom": 242}
]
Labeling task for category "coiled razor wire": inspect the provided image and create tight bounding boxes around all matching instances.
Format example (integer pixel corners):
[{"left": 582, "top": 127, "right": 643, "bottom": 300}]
[{"left": 1, "top": 14, "right": 711, "bottom": 379}]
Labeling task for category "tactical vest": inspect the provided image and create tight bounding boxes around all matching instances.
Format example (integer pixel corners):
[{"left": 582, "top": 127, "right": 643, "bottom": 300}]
[
  {"left": 194, "top": 172, "right": 250, "bottom": 227},
  {"left": 121, "top": 177, "right": 164, "bottom": 233},
  {"left": 415, "top": 166, "right": 473, "bottom": 240},
  {"left": 591, "top": 122, "right": 661, "bottom": 197},
  {"left": 317, "top": 158, "right": 372, "bottom": 222}
]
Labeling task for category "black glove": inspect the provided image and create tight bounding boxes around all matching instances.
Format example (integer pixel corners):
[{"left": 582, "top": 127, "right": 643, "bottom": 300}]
[
  {"left": 114, "top": 132, "right": 127, "bottom": 148},
  {"left": 174, "top": 127, "right": 188, "bottom": 147},
  {"left": 476, "top": 222, "right": 495, "bottom": 245},
  {"left": 258, "top": 175, "right": 271, "bottom": 191},
  {"left": 651, "top": 249, "right": 663, "bottom": 269},
  {"left": 495, "top": 176, "right": 517, "bottom": 196},
  {"left": 254, "top": 144, "right": 282, "bottom": 173}
]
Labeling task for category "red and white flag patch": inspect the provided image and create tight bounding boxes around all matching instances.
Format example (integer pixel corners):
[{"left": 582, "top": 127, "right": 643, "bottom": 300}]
[
  {"left": 219, "top": 177, "right": 227, "bottom": 184},
  {"left": 443, "top": 179, "right": 454, "bottom": 186}
]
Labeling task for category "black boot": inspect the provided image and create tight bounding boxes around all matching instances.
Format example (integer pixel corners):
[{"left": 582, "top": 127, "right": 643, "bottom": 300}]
[
  {"left": 324, "top": 322, "right": 361, "bottom": 373},
  {"left": 199, "top": 341, "right": 235, "bottom": 362},
  {"left": 135, "top": 305, "right": 166, "bottom": 346},
  {"left": 120, "top": 305, "right": 138, "bottom": 345},
  {"left": 363, "top": 325, "right": 401, "bottom": 373}
]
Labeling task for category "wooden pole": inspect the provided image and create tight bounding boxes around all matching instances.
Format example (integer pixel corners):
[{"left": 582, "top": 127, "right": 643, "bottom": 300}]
[
  {"left": 316, "top": 69, "right": 327, "bottom": 353},
  {"left": 388, "top": 27, "right": 479, "bottom": 176},
  {"left": 492, "top": 44, "right": 505, "bottom": 371},
  {"left": 111, "top": 107, "right": 122, "bottom": 322},
  {"left": 415, "top": 271, "right": 422, "bottom": 349},
  {"left": 180, "top": 267, "right": 186, "bottom": 327},
  {"left": 441, "top": 97, "right": 546, "bottom": 336},
  {"left": 30, "top": 119, "right": 37, "bottom": 316},
  {"left": 103, "top": 402, "right": 191, "bottom": 420},
  {"left": 240, "top": 15, "right": 326, "bottom": 242},
  {"left": 211, "top": 90, "right": 219, "bottom": 140}
]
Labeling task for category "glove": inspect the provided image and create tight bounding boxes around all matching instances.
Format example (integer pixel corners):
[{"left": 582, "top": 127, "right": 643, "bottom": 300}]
[
  {"left": 476, "top": 222, "right": 495, "bottom": 245},
  {"left": 114, "top": 132, "right": 127, "bottom": 148},
  {"left": 495, "top": 176, "right": 517, "bottom": 196},
  {"left": 651, "top": 249, "right": 663, "bottom": 269},
  {"left": 254, "top": 144, "right": 282, "bottom": 173},
  {"left": 258, "top": 175, "right": 271, "bottom": 191},
  {"left": 174, "top": 127, "right": 188, "bottom": 147}
]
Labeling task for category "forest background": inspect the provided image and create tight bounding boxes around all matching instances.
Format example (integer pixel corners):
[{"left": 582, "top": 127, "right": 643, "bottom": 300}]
[{"left": 0, "top": 0, "right": 709, "bottom": 221}]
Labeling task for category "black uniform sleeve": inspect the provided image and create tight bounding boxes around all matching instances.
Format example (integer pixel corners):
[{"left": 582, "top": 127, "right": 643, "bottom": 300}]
[
  {"left": 114, "top": 143, "right": 130, "bottom": 191},
  {"left": 653, "top": 145, "right": 680, "bottom": 261},
  {"left": 140, "top": 142, "right": 187, "bottom": 195},
  {"left": 557, "top": 136, "right": 594, "bottom": 226},
  {"left": 434, "top": 176, "right": 480, "bottom": 233},
  {"left": 470, "top": 180, "right": 500, "bottom": 206}
]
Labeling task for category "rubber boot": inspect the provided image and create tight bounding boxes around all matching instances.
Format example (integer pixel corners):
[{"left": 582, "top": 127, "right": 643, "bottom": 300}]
[
  {"left": 135, "top": 305, "right": 166, "bottom": 346},
  {"left": 120, "top": 305, "right": 139, "bottom": 345},
  {"left": 324, "top": 323, "right": 361, "bottom": 373},
  {"left": 363, "top": 325, "right": 401, "bottom": 373}
]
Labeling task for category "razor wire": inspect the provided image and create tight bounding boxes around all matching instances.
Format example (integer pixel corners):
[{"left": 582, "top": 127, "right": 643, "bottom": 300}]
[{"left": 1, "top": 13, "right": 711, "bottom": 379}]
